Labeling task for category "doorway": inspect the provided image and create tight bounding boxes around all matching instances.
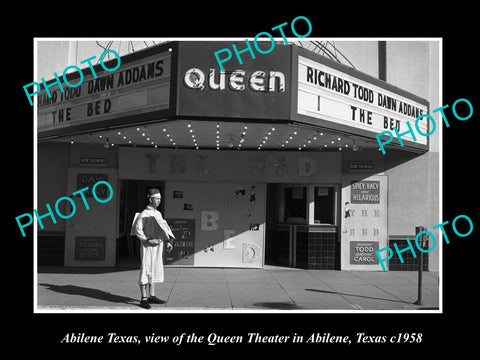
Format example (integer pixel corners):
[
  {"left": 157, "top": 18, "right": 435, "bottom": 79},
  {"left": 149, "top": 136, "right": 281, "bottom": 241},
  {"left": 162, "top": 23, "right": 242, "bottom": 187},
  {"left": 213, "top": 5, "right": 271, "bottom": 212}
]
[
  {"left": 116, "top": 180, "right": 165, "bottom": 267},
  {"left": 265, "top": 182, "right": 341, "bottom": 269},
  {"left": 265, "top": 183, "right": 290, "bottom": 267}
]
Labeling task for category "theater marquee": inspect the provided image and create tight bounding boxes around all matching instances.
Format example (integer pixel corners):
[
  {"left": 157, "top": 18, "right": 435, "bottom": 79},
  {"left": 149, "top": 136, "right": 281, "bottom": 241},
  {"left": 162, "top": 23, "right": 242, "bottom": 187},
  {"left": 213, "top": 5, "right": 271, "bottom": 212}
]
[
  {"left": 177, "top": 41, "right": 291, "bottom": 120},
  {"left": 37, "top": 46, "right": 172, "bottom": 138},
  {"left": 296, "top": 54, "right": 429, "bottom": 148}
]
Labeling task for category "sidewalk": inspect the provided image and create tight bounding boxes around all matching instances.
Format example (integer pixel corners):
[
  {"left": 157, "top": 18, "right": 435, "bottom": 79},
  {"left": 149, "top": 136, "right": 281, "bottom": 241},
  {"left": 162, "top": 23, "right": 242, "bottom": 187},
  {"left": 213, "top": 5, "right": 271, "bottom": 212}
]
[{"left": 36, "top": 265, "right": 439, "bottom": 312}]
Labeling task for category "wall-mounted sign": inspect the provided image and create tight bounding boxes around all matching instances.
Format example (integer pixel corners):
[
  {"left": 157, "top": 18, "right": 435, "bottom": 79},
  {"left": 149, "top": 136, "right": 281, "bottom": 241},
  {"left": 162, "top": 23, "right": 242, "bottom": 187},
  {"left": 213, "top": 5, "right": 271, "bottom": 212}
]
[
  {"left": 74, "top": 236, "right": 106, "bottom": 261},
  {"left": 38, "top": 48, "right": 171, "bottom": 135},
  {"left": 350, "top": 180, "right": 380, "bottom": 204},
  {"left": 165, "top": 219, "right": 195, "bottom": 265},
  {"left": 297, "top": 55, "right": 428, "bottom": 145},
  {"left": 348, "top": 161, "right": 375, "bottom": 171},
  {"left": 77, "top": 173, "right": 109, "bottom": 198},
  {"left": 350, "top": 241, "right": 379, "bottom": 264},
  {"left": 79, "top": 157, "right": 106, "bottom": 167}
]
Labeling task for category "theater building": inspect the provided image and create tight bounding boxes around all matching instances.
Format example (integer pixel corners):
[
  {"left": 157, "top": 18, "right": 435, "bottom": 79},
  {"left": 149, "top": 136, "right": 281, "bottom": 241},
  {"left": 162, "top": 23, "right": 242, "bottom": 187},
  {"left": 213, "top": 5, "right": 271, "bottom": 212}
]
[{"left": 36, "top": 39, "right": 440, "bottom": 271}]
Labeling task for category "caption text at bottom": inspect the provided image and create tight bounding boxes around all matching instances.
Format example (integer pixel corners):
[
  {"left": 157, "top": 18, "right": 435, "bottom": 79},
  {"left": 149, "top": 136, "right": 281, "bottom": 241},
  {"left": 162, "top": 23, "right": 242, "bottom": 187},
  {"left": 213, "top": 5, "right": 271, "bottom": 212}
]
[{"left": 61, "top": 332, "right": 423, "bottom": 345}]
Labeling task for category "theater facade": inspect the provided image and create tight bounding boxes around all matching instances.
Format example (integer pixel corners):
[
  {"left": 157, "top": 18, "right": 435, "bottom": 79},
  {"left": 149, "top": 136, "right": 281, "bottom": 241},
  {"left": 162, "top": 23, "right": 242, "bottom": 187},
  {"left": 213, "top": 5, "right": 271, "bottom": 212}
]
[{"left": 36, "top": 40, "right": 440, "bottom": 271}]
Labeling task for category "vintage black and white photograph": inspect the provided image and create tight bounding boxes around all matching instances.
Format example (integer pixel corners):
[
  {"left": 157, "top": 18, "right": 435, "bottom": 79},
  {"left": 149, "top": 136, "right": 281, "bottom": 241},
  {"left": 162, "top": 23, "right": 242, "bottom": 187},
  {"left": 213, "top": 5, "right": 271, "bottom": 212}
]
[
  {"left": 7, "top": 2, "right": 480, "bottom": 353},
  {"left": 32, "top": 38, "right": 445, "bottom": 314}
]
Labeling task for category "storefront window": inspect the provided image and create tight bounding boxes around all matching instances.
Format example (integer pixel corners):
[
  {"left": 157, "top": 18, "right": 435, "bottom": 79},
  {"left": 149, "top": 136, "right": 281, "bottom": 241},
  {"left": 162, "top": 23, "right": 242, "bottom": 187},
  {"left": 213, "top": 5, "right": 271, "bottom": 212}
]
[
  {"left": 314, "top": 187, "right": 334, "bottom": 224},
  {"left": 280, "top": 185, "right": 337, "bottom": 225},
  {"left": 284, "top": 187, "right": 307, "bottom": 223}
]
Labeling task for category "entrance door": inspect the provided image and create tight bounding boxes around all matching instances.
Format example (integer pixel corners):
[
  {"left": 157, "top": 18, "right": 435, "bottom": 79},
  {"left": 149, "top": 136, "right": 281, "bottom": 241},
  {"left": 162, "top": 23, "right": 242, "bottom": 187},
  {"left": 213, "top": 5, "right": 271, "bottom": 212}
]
[
  {"left": 64, "top": 168, "right": 117, "bottom": 267},
  {"left": 265, "top": 183, "right": 292, "bottom": 267}
]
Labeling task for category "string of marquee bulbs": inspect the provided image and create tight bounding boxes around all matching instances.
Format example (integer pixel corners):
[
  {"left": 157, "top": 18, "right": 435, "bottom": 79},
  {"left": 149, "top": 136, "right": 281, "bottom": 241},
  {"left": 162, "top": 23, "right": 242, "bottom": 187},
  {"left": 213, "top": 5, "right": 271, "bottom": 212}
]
[{"left": 68, "top": 121, "right": 382, "bottom": 152}]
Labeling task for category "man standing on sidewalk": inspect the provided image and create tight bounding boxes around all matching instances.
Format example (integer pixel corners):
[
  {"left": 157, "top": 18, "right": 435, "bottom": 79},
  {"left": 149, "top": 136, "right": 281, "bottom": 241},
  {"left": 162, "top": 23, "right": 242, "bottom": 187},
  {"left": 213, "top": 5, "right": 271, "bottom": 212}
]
[{"left": 134, "top": 188, "right": 175, "bottom": 309}]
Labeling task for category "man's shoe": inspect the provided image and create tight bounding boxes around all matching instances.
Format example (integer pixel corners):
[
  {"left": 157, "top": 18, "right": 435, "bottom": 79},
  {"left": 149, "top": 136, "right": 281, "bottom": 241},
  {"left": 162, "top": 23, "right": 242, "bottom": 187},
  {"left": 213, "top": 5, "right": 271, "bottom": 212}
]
[
  {"left": 148, "top": 296, "right": 165, "bottom": 304},
  {"left": 140, "top": 298, "right": 151, "bottom": 309}
]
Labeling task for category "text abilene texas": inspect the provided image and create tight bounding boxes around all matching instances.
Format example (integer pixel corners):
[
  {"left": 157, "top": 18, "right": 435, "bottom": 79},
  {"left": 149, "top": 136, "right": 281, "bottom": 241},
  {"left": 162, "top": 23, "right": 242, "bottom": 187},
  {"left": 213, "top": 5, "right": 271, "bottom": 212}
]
[{"left": 60, "top": 331, "right": 423, "bottom": 345}]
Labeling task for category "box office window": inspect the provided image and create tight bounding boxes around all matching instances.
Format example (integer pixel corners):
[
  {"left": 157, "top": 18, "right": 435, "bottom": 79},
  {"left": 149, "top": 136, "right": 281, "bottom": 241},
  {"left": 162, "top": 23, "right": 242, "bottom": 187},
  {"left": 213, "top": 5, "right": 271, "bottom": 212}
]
[
  {"left": 314, "top": 187, "right": 334, "bottom": 224},
  {"left": 284, "top": 187, "right": 307, "bottom": 224},
  {"left": 279, "top": 185, "right": 338, "bottom": 225}
]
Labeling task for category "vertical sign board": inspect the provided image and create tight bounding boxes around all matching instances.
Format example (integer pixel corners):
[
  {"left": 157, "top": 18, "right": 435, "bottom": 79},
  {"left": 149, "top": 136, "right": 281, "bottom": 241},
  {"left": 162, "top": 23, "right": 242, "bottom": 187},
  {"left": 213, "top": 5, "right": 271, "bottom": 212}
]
[
  {"left": 341, "top": 175, "right": 388, "bottom": 270},
  {"left": 37, "top": 46, "right": 172, "bottom": 138},
  {"left": 65, "top": 169, "right": 117, "bottom": 267},
  {"left": 74, "top": 236, "right": 106, "bottom": 261},
  {"left": 296, "top": 53, "right": 429, "bottom": 150},
  {"left": 164, "top": 219, "right": 195, "bottom": 266}
]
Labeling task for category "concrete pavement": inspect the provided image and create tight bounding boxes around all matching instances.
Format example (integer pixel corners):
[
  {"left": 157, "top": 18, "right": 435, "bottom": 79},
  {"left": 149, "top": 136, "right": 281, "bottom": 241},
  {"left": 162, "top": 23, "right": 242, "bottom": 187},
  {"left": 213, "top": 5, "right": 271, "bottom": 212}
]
[{"left": 36, "top": 265, "right": 439, "bottom": 312}]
